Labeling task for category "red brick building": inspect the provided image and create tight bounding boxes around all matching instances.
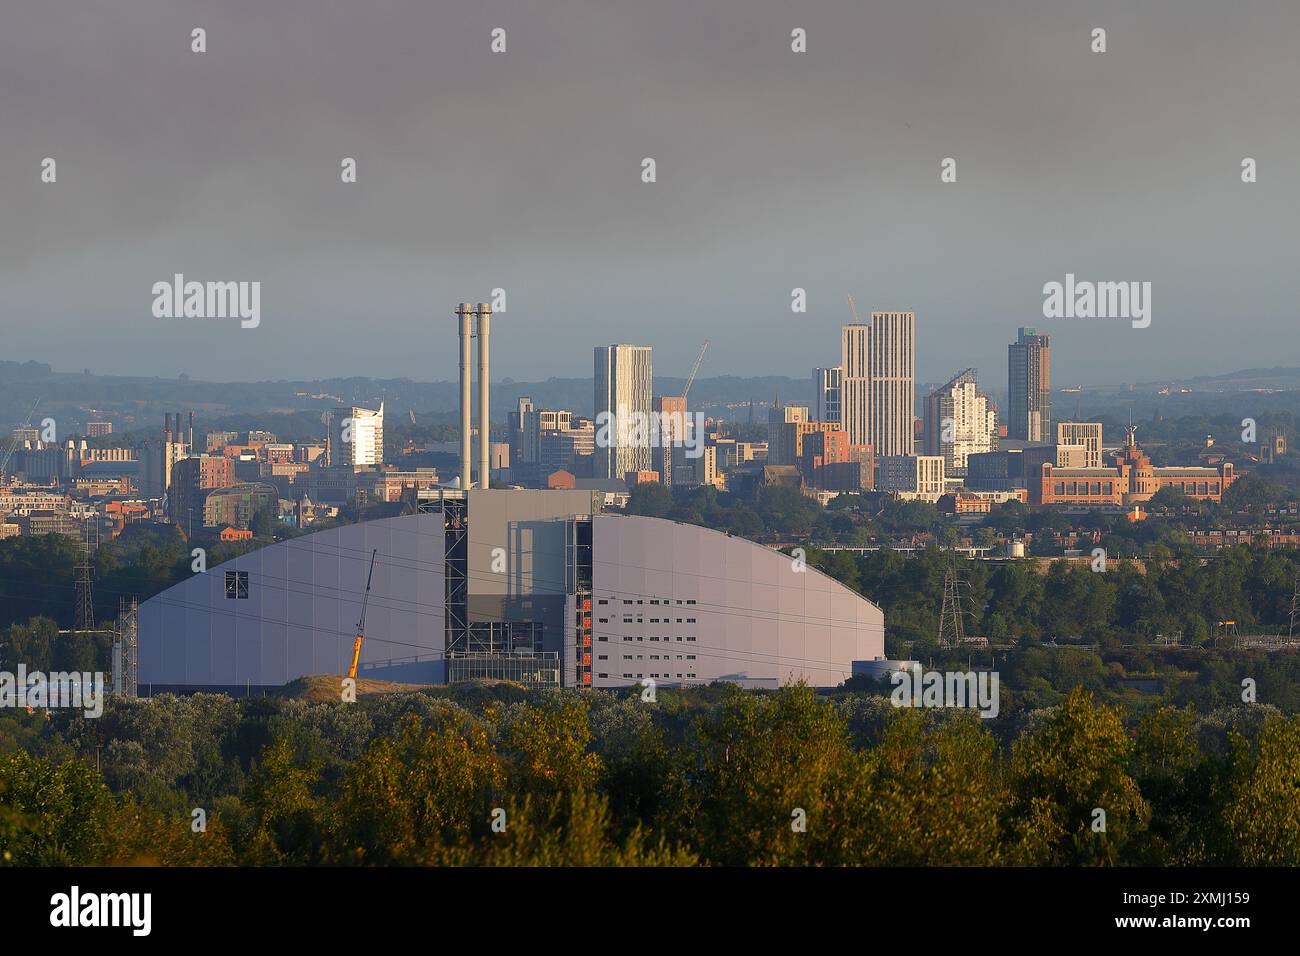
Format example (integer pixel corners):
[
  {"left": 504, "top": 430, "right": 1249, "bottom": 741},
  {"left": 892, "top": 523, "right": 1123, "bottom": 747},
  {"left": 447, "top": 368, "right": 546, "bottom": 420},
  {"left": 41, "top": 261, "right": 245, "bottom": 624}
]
[{"left": 1033, "top": 428, "right": 1234, "bottom": 506}]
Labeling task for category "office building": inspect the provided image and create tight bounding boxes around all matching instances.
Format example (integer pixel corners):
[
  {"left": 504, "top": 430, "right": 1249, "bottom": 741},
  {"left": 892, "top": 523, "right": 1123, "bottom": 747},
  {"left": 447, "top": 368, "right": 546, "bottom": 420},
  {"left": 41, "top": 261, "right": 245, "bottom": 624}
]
[
  {"left": 766, "top": 405, "right": 809, "bottom": 465},
  {"left": 877, "top": 455, "right": 946, "bottom": 502},
  {"left": 1056, "top": 422, "right": 1104, "bottom": 469}
]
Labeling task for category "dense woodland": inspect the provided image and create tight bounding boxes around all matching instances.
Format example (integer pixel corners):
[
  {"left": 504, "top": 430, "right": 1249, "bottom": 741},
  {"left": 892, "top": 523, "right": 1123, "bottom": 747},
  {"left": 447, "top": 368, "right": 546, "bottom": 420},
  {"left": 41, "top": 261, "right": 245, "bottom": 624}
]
[{"left": 2, "top": 683, "right": 1298, "bottom": 866}]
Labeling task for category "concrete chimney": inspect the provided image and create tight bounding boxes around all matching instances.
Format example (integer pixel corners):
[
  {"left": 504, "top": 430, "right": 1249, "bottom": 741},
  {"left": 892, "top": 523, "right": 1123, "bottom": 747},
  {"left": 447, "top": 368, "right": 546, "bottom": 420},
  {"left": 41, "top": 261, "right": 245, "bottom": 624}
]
[
  {"left": 476, "top": 303, "right": 492, "bottom": 490},
  {"left": 188, "top": 411, "right": 194, "bottom": 453},
  {"left": 457, "top": 303, "right": 474, "bottom": 488}
]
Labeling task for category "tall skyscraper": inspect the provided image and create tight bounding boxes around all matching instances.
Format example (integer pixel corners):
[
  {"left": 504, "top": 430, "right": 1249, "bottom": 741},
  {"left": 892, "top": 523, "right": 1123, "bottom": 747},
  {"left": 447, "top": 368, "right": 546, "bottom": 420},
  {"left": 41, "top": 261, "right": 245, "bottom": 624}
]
[
  {"left": 923, "top": 369, "right": 997, "bottom": 476},
  {"left": 813, "top": 366, "right": 842, "bottom": 426},
  {"left": 1008, "top": 328, "right": 1051, "bottom": 442},
  {"left": 594, "top": 345, "right": 653, "bottom": 479},
  {"left": 841, "top": 311, "right": 915, "bottom": 457},
  {"left": 330, "top": 403, "right": 385, "bottom": 469}
]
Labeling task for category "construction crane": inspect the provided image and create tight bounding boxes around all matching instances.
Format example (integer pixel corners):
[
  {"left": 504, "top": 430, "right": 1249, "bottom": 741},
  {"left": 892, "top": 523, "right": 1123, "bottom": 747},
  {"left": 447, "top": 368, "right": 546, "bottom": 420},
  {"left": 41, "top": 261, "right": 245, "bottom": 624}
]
[
  {"left": 846, "top": 293, "right": 862, "bottom": 324},
  {"left": 0, "top": 398, "right": 41, "bottom": 478},
  {"left": 683, "top": 340, "right": 709, "bottom": 400},
  {"left": 346, "top": 549, "right": 378, "bottom": 681}
]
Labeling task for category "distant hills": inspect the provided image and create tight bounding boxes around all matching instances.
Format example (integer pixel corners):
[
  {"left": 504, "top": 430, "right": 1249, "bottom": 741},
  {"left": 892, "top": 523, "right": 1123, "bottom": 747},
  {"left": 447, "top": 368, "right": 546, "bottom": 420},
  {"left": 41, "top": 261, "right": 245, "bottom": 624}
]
[{"left": 5, "top": 359, "right": 1300, "bottom": 435}]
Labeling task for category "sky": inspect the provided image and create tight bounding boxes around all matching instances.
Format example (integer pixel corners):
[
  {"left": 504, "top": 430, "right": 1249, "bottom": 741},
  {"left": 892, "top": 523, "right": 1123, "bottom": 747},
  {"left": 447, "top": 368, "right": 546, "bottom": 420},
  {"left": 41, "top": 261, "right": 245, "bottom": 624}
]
[{"left": 3, "top": 0, "right": 1299, "bottom": 388}]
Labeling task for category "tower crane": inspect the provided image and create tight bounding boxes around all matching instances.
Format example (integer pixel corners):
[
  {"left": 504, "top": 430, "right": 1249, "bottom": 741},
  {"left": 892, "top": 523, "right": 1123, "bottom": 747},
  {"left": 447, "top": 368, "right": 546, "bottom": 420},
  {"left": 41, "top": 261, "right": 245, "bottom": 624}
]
[
  {"left": 0, "top": 398, "right": 41, "bottom": 478},
  {"left": 683, "top": 340, "right": 709, "bottom": 400},
  {"left": 346, "top": 549, "right": 378, "bottom": 681},
  {"left": 846, "top": 294, "right": 862, "bottom": 324}
]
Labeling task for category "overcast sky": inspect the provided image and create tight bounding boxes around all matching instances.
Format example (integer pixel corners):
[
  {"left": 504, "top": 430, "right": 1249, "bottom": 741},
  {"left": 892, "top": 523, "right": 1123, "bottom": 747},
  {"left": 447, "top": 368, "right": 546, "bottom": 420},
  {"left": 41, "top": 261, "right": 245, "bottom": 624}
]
[{"left": 4, "top": 0, "right": 1298, "bottom": 387}]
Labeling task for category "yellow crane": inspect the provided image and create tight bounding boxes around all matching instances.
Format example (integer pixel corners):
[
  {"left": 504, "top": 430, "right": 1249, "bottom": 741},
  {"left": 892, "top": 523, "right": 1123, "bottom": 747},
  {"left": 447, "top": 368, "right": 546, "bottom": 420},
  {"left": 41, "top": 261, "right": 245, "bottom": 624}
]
[{"left": 346, "top": 549, "right": 378, "bottom": 681}]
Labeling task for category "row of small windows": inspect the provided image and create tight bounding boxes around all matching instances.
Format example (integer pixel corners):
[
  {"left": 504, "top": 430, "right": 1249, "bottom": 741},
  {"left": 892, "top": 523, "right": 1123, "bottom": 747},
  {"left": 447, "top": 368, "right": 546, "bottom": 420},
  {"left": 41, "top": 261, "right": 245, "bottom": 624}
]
[
  {"left": 603, "top": 616, "right": 698, "bottom": 625},
  {"left": 1053, "top": 481, "right": 1115, "bottom": 496},
  {"left": 620, "top": 654, "right": 697, "bottom": 661},
  {"left": 604, "top": 673, "right": 698, "bottom": 680},
  {"left": 597, "top": 598, "right": 697, "bottom": 606}
]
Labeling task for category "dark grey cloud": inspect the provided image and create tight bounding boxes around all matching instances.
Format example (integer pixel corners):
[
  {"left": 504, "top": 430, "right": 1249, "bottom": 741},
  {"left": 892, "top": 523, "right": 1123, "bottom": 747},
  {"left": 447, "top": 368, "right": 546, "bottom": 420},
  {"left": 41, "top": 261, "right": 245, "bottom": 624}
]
[{"left": 3, "top": 0, "right": 1298, "bottom": 388}]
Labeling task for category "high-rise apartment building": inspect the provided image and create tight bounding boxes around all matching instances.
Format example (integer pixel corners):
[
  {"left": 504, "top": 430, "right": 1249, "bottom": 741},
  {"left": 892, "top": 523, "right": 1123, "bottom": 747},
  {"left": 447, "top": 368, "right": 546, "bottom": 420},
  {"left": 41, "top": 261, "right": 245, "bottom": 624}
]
[
  {"left": 922, "top": 369, "right": 998, "bottom": 476},
  {"left": 841, "top": 311, "right": 915, "bottom": 456},
  {"left": 594, "top": 345, "right": 653, "bottom": 479},
  {"left": 330, "top": 403, "right": 384, "bottom": 469},
  {"left": 1008, "top": 328, "right": 1051, "bottom": 442},
  {"left": 86, "top": 422, "right": 113, "bottom": 438},
  {"left": 813, "top": 367, "right": 842, "bottom": 426}
]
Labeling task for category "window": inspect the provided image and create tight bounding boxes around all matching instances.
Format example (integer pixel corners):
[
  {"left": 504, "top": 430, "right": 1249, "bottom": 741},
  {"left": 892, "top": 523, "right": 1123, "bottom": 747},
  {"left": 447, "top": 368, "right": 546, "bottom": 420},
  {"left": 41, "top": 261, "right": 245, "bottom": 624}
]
[
  {"left": 623, "top": 599, "right": 633, "bottom": 605},
  {"left": 650, "top": 599, "right": 659, "bottom": 605},
  {"left": 686, "top": 599, "right": 696, "bottom": 605},
  {"left": 598, "top": 654, "right": 608, "bottom": 661},
  {"left": 687, "top": 617, "right": 696, "bottom": 623},
  {"left": 598, "top": 673, "right": 608, "bottom": 679},
  {"left": 598, "top": 599, "right": 608, "bottom": 605},
  {"left": 598, "top": 617, "right": 608, "bottom": 623},
  {"left": 597, "top": 635, "right": 608, "bottom": 642},
  {"left": 687, "top": 655, "right": 696, "bottom": 660},
  {"left": 224, "top": 570, "right": 249, "bottom": 599},
  {"left": 687, "top": 636, "right": 696, "bottom": 642}
]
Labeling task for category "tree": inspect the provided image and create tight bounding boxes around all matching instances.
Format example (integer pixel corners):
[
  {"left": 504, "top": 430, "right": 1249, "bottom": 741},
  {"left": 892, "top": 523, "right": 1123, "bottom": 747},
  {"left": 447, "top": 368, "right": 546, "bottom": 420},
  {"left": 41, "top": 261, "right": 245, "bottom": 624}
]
[
  {"left": 1147, "top": 486, "right": 1190, "bottom": 512},
  {"left": 1005, "top": 688, "right": 1149, "bottom": 865},
  {"left": 1214, "top": 716, "right": 1300, "bottom": 864},
  {"left": 625, "top": 483, "right": 674, "bottom": 519}
]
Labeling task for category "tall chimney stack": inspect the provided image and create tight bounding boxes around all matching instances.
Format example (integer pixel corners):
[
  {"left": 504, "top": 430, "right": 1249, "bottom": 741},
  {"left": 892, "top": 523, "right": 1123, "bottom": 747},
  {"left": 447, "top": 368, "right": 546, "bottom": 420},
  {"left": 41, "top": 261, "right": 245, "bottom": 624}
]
[
  {"left": 457, "top": 303, "right": 475, "bottom": 489},
  {"left": 476, "top": 302, "right": 492, "bottom": 490},
  {"left": 188, "top": 412, "right": 194, "bottom": 453}
]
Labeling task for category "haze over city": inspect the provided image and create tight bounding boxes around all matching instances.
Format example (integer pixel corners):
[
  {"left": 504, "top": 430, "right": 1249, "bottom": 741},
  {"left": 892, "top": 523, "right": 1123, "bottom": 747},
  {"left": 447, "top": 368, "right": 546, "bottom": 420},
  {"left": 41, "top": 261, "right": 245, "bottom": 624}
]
[{"left": 5, "top": 0, "right": 1299, "bottom": 384}]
